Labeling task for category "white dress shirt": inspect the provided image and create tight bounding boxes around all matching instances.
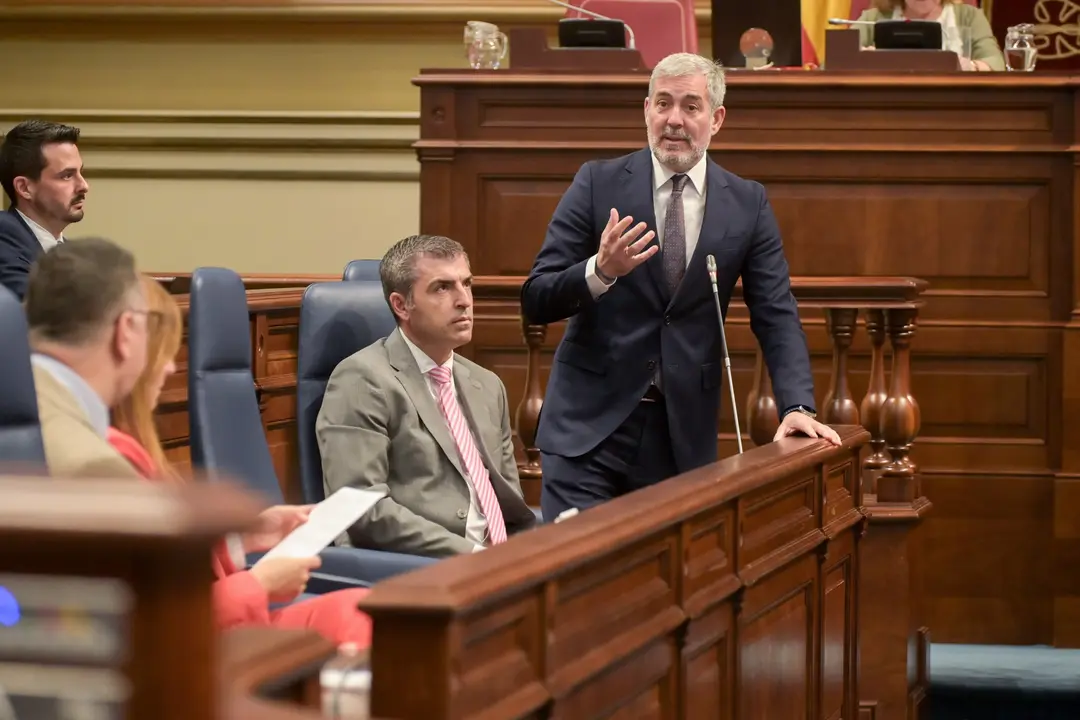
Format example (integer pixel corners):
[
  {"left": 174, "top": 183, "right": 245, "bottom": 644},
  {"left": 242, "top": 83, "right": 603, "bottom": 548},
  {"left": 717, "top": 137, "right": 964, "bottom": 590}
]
[
  {"left": 17, "top": 210, "right": 64, "bottom": 252},
  {"left": 399, "top": 331, "right": 488, "bottom": 551},
  {"left": 585, "top": 151, "right": 709, "bottom": 298}
]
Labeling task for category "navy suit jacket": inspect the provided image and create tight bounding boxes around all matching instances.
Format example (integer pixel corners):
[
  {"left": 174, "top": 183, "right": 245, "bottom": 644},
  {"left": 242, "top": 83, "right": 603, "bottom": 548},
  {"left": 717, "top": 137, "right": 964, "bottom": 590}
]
[
  {"left": 0, "top": 208, "right": 43, "bottom": 301},
  {"left": 521, "top": 148, "right": 815, "bottom": 474}
]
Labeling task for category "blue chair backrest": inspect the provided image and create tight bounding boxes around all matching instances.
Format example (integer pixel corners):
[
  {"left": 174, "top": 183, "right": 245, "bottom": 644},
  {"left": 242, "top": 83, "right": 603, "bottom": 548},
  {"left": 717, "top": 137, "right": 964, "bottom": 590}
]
[
  {"left": 296, "top": 281, "right": 396, "bottom": 504},
  {"left": 0, "top": 285, "right": 45, "bottom": 467},
  {"left": 342, "top": 259, "right": 380, "bottom": 282},
  {"left": 187, "top": 267, "right": 283, "bottom": 503}
]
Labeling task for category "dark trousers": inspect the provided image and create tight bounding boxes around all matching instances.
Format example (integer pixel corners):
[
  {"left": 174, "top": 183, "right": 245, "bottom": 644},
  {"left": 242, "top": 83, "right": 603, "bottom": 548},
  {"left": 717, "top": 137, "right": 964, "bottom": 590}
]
[{"left": 540, "top": 395, "right": 679, "bottom": 522}]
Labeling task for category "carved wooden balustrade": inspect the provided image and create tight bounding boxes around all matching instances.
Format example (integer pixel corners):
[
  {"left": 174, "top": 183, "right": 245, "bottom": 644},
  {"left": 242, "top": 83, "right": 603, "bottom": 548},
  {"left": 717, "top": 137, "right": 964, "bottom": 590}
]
[
  {"left": 739, "top": 277, "right": 928, "bottom": 505},
  {"left": 511, "top": 276, "right": 928, "bottom": 504},
  {"left": 508, "top": 276, "right": 931, "bottom": 719}
]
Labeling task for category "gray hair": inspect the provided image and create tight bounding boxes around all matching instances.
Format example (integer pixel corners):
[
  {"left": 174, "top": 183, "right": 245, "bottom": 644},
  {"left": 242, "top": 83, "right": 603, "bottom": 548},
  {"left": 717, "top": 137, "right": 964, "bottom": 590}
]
[
  {"left": 648, "top": 53, "right": 727, "bottom": 111},
  {"left": 379, "top": 234, "right": 467, "bottom": 321}
]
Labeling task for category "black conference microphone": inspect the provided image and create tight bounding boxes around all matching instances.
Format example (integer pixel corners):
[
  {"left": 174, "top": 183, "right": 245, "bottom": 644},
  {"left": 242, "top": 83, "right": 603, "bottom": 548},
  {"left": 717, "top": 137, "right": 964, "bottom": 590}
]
[
  {"left": 546, "top": 0, "right": 638, "bottom": 50},
  {"left": 706, "top": 254, "right": 744, "bottom": 454}
]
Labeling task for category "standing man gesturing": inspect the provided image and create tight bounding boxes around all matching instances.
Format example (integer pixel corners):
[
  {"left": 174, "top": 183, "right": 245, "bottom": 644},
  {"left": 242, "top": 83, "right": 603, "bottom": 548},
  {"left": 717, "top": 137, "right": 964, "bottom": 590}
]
[{"left": 521, "top": 53, "right": 840, "bottom": 522}]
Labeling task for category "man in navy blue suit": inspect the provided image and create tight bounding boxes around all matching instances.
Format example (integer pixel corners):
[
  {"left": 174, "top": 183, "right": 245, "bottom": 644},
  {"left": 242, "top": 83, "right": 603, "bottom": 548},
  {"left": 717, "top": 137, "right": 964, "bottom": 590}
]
[
  {"left": 0, "top": 120, "right": 89, "bottom": 300},
  {"left": 521, "top": 53, "right": 841, "bottom": 521}
]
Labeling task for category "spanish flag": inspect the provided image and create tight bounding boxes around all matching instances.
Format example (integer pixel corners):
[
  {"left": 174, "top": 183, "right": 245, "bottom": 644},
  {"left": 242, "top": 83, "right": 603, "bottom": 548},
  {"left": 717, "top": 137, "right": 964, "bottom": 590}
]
[{"left": 801, "top": 0, "right": 853, "bottom": 66}]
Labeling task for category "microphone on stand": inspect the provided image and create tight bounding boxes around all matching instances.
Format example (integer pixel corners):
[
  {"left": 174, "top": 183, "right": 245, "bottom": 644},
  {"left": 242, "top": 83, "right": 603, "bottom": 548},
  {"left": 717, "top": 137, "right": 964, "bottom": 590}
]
[
  {"left": 706, "top": 254, "right": 744, "bottom": 455},
  {"left": 827, "top": 18, "right": 877, "bottom": 26},
  {"left": 546, "top": 0, "right": 637, "bottom": 50}
]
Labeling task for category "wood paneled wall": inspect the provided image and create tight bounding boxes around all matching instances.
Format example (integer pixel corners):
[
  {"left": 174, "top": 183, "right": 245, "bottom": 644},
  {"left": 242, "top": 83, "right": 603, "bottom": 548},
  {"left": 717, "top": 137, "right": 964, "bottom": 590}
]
[{"left": 410, "top": 71, "right": 1080, "bottom": 649}]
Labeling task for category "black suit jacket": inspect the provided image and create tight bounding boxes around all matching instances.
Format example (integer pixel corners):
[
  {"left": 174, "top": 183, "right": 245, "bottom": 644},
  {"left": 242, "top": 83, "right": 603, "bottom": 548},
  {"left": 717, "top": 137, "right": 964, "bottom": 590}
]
[
  {"left": 521, "top": 148, "right": 815, "bottom": 473},
  {"left": 0, "top": 208, "right": 43, "bottom": 300}
]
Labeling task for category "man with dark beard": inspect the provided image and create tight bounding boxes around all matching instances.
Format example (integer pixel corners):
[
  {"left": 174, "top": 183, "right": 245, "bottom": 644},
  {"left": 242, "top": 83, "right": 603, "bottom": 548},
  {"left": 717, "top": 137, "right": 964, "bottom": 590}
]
[
  {"left": 521, "top": 52, "right": 840, "bottom": 522},
  {"left": 0, "top": 120, "right": 90, "bottom": 299}
]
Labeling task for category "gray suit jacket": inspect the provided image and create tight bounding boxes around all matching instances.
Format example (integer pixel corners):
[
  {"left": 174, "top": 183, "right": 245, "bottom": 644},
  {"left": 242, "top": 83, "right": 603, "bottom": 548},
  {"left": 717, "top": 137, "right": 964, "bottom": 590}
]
[{"left": 316, "top": 328, "right": 536, "bottom": 557}]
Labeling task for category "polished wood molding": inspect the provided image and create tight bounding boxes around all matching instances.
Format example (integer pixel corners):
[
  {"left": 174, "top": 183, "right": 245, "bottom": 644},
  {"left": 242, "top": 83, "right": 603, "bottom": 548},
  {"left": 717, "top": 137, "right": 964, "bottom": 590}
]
[
  {"left": 0, "top": 476, "right": 264, "bottom": 719},
  {"left": 412, "top": 68, "right": 1080, "bottom": 658},
  {"left": 0, "top": 0, "right": 709, "bottom": 40},
  {"left": 222, "top": 628, "right": 336, "bottom": 716},
  {"left": 361, "top": 426, "right": 869, "bottom": 718}
]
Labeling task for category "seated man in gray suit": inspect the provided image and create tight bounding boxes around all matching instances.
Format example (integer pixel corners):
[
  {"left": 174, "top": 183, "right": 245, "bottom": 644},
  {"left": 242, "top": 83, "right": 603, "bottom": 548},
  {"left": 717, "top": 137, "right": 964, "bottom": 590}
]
[{"left": 316, "top": 234, "right": 536, "bottom": 557}]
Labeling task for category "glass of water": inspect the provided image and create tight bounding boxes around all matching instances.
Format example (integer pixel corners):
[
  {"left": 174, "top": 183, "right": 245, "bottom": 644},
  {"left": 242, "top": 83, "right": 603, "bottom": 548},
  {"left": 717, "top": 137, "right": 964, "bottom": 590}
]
[{"left": 1004, "top": 24, "right": 1037, "bottom": 72}]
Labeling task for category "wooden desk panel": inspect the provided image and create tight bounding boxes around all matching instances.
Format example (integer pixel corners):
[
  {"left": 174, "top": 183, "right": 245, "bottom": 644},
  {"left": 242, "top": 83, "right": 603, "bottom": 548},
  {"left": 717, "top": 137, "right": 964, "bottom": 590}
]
[
  {"left": 413, "top": 71, "right": 1080, "bottom": 647},
  {"left": 360, "top": 428, "right": 869, "bottom": 719}
]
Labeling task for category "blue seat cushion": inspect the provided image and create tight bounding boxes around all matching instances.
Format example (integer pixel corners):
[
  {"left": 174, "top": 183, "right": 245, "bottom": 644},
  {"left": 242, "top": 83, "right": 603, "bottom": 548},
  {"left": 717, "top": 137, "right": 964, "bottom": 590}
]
[
  {"left": 932, "top": 643, "right": 1080, "bottom": 694},
  {"left": 929, "top": 643, "right": 1080, "bottom": 720}
]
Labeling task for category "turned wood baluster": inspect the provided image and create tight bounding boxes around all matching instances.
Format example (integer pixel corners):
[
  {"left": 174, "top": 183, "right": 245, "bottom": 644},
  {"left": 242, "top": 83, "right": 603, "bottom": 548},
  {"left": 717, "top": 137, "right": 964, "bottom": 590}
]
[
  {"left": 821, "top": 308, "right": 859, "bottom": 425},
  {"left": 514, "top": 318, "right": 547, "bottom": 485},
  {"left": 877, "top": 308, "right": 921, "bottom": 503},
  {"left": 860, "top": 309, "right": 891, "bottom": 490},
  {"left": 745, "top": 348, "right": 779, "bottom": 447}
]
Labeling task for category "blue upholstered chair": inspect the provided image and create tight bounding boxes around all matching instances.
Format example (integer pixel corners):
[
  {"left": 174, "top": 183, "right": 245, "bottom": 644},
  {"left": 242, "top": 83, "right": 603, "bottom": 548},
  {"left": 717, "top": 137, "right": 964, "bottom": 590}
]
[
  {"left": 187, "top": 267, "right": 430, "bottom": 590},
  {"left": 0, "top": 285, "right": 46, "bottom": 469},
  {"left": 296, "top": 280, "right": 395, "bottom": 505},
  {"left": 928, "top": 643, "right": 1080, "bottom": 719},
  {"left": 341, "top": 259, "right": 380, "bottom": 282},
  {"left": 296, "top": 281, "right": 434, "bottom": 577}
]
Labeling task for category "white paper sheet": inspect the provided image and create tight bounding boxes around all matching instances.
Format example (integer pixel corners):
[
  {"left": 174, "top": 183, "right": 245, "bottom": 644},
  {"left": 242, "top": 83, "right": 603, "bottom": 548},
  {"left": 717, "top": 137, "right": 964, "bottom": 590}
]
[{"left": 261, "top": 487, "right": 386, "bottom": 560}]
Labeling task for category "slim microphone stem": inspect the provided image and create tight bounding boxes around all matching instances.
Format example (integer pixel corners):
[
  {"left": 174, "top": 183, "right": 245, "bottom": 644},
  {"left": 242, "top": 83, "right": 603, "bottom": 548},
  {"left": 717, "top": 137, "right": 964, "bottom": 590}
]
[{"left": 709, "top": 279, "right": 744, "bottom": 454}]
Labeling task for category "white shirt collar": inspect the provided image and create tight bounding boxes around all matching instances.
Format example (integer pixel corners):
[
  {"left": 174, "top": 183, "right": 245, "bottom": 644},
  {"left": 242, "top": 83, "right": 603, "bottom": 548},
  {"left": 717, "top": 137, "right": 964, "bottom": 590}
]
[
  {"left": 17, "top": 209, "right": 63, "bottom": 252},
  {"left": 651, "top": 151, "right": 708, "bottom": 196},
  {"left": 31, "top": 353, "right": 110, "bottom": 438},
  {"left": 399, "top": 329, "right": 454, "bottom": 380}
]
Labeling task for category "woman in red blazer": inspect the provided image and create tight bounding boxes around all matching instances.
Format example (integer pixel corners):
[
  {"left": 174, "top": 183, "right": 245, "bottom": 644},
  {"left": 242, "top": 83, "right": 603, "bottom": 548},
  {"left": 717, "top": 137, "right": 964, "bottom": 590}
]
[{"left": 109, "top": 276, "right": 373, "bottom": 648}]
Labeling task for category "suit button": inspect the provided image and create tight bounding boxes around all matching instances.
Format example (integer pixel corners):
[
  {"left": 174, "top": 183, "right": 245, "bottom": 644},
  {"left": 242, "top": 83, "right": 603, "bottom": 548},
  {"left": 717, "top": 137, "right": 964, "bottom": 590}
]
[
  {"left": 457, "top": 509, "right": 467, "bottom": 520},
  {"left": 664, "top": 314, "right": 671, "bottom": 325},
  {"left": 647, "top": 360, "right": 657, "bottom": 371}
]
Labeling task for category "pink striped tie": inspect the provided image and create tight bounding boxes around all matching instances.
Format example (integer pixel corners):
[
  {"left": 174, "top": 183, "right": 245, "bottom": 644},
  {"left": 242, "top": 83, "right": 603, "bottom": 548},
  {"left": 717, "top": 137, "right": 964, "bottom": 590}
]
[{"left": 428, "top": 366, "right": 508, "bottom": 545}]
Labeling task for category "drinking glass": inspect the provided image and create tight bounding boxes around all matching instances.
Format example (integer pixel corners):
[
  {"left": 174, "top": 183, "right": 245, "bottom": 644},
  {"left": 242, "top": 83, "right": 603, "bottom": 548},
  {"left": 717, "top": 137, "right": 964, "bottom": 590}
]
[
  {"left": 1004, "top": 24, "right": 1037, "bottom": 72},
  {"left": 463, "top": 21, "right": 508, "bottom": 70},
  {"left": 958, "top": 26, "right": 973, "bottom": 65}
]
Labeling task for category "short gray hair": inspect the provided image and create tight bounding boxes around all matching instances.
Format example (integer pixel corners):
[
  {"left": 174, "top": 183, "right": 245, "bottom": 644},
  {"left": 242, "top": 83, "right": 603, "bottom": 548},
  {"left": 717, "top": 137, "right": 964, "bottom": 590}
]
[
  {"left": 379, "top": 234, "right": 467, "bottom": 320},
  {"left": 648, "top": 53, "right": 726, "bottom": 111}
]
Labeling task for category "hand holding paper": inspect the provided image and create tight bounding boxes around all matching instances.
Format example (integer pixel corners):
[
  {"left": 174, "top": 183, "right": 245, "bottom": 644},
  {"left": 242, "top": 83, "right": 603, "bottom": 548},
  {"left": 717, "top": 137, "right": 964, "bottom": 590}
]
[
  {"left": 260, "top": 487, "right": 386, "bottom": 561},
  {"left": 243, "top": 504, "right": 315, "bottom": 553}
]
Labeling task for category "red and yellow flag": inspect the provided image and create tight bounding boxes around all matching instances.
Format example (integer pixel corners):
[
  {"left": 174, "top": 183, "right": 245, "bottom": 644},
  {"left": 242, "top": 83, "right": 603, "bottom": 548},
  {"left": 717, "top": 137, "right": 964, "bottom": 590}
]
[{"left": 801, "top": 0, "right": 853, "bottom": 66}]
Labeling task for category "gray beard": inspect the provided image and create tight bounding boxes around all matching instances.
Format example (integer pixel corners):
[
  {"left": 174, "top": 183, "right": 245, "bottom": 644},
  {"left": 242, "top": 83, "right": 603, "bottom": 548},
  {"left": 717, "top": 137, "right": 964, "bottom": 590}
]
[{"left": 649, "top": 140, "right": 705, "bottom": 174}]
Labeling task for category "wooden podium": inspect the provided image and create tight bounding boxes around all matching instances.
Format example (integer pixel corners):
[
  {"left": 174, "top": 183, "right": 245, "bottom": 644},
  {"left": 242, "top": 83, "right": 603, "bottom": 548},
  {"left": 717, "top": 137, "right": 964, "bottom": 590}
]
[
  {"left": 0, "top": 476, "right": 267, "bottom": 719},
  {"left": 825, "top": 28, "right": 962, "bottom": 70},
  {"left": 508, "top": 27, "right": 645, "bottom": 72}
]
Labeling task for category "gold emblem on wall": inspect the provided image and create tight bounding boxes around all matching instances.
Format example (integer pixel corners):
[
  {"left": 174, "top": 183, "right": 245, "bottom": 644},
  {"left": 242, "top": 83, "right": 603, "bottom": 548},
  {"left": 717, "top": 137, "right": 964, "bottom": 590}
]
[{"left": 1034, "top": 0, "right": 1080, "bottom": 59}]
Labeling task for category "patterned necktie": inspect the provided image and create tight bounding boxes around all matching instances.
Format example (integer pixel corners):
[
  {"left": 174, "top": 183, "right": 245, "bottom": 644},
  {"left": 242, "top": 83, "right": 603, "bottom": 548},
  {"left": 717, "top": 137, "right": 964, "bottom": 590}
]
[
  {"left": 662, "top": 173, "right": 689, "bottom": 294},
  {"left": 428, "top": 366, "right": 507, "bottom": 545}
]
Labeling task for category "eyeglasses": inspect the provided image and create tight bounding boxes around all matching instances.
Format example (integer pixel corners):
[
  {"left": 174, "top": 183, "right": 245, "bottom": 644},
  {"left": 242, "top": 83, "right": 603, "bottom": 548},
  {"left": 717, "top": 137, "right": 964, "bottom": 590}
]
[{"left": 117, "top": 307, "right": 164, "bottom": 330}]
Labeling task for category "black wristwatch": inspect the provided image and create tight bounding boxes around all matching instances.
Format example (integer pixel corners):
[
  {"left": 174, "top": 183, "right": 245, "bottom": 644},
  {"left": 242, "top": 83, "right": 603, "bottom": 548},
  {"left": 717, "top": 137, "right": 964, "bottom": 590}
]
[{"left": 785, "top": 405, "right": 817, "bottom": 419}]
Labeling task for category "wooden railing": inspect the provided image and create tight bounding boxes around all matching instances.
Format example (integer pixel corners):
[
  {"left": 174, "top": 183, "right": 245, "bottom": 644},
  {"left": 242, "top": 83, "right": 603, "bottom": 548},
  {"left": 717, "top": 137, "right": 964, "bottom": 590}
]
[
  {"left": 360, "top": 427, "right": 870, "bottom": 719},
  {"left": 507, "top": 275, "right": 932, "bottom": 719},
  {"left": 152, "top": 270, "right": 930, "bottom": 717},
  {"left": 512, "top": 276, "right": 928, "bottom": 503}
]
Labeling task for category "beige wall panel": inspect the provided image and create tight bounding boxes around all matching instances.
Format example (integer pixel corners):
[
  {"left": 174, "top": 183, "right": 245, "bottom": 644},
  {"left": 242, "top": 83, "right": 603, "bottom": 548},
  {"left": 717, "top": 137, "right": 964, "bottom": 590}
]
[
  {"left": 0, "top": 40, "right": 464, "bottom": 112},
  {"left": 73, "top": 175, "right": 417, "bottom": 273},
  {"left": 0, "top": 112, "right": 420, "bottom": 272}
]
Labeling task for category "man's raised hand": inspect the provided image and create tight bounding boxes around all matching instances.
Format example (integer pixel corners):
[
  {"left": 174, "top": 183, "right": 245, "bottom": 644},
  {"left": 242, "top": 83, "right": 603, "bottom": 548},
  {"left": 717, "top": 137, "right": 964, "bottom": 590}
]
[{"left": 596, "top": 208, "right": 658, "bottom": 279}]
